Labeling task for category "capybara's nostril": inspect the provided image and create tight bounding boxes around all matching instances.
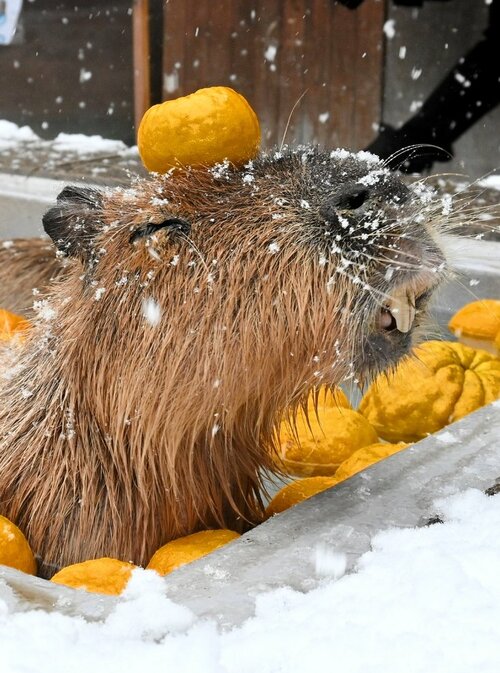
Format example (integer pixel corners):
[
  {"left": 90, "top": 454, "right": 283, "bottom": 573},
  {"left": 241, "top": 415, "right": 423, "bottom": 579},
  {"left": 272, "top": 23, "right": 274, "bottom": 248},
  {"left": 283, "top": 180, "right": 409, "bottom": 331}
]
[
  {"left": 331, "top": 184, "right": 370, "bottom": 211},
  {"left": 319, "top": 184, "right": 370, "bottom": 225}
]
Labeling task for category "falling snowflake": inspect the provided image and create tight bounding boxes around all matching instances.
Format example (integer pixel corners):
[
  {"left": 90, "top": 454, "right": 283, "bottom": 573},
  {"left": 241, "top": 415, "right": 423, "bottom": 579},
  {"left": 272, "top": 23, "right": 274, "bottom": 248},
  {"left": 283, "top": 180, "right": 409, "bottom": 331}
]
[{"left": 142, "top": 298, "right": 162, "bottom": 327}]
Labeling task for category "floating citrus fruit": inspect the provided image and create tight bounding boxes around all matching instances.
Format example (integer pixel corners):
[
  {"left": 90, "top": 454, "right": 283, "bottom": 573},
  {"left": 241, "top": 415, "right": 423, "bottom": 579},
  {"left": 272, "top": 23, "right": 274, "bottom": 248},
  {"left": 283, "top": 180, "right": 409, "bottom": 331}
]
[
  {"left": 266, "top": 476, "right": 338, "bottom": 516},
  {"left": 51, "top": 557, "right": 136, "bottom": 595},
  {"left": 334, "top": 441, "right": 409, "bottom": 483},
  {"left": 0, "top": 514, "right": 37, "bottom": 574},
  {"left": 448, "top": 299, "right": 500, "bottom": 355},
  {"left": 0, "top": 308, "right": 30, "bottom": 342},
  {"left": 147, "top": 529, "right": 240, "bottom": 576},
  {"left": 305, "top": 386, "right": 351, "bottom": 412},
  {"left": 359, "top": 341, "right": 500, "bottom": 442},
  {"left": 138, "top": 86, "right": 261, "bottom": 173},
  {"left": 277, "top": 407, "right": 378, "bottom": 477}
]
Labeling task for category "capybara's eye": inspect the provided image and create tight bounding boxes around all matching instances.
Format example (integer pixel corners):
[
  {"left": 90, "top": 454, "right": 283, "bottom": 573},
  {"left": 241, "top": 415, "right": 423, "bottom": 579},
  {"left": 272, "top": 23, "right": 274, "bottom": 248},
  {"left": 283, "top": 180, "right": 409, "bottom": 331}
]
[{"left": 129, "top": 217, "right": 191, "bottom": 244}]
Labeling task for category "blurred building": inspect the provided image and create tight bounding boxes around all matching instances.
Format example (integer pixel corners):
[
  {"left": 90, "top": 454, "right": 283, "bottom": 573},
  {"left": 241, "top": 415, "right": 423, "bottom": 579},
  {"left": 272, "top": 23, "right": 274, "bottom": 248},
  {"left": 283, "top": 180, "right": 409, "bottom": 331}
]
[{"left": 0, "top": 0, "right": 496, "bottom": 176}]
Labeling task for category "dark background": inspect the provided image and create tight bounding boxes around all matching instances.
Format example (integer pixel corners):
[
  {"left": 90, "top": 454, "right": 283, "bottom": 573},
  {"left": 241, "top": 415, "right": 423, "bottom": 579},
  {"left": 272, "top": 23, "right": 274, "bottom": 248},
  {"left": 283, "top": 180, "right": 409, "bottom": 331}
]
[{"left": 0, "top": 0, "right": 497, "bottom": 176}]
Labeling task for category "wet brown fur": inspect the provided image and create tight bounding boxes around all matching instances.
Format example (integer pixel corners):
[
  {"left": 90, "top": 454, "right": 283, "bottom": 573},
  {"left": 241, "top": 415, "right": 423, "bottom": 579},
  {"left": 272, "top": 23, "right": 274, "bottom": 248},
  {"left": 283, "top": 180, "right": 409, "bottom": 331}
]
[
  {"left": 0, "top": 238, "right": 66, "bottom": 315},
  {"left": 0, "top": 150, "right": 446, "bottom": 576}
]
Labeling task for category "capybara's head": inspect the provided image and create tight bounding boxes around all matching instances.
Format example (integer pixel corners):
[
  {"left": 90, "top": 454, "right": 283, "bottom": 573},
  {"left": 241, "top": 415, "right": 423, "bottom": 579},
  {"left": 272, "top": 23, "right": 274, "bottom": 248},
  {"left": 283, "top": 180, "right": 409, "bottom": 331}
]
[
  {"left": 43, "top": 148, "right": 445, "bottom": 391},
  {"left": 0, "top": 148, "right": 447, "bottom": 574}
]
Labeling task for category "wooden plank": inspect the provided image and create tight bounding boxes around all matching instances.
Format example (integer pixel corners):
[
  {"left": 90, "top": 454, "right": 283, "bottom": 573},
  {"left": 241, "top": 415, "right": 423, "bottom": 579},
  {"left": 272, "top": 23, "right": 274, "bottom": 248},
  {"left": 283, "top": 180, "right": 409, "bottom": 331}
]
[
  {"left": 161, "top": 0, "right": 386, "bottom": 151},
  {"left": 353, "top": 0, "right": 386, "bottom": 147},
  {"left": 0, "top": 2, "right": 135, "bottom": 145},
  {"left": 163, "top": 0, "right": 187, "bottom": 98},
  {"left": 132, "top": 0, "right": 151, "bottom": 136},
  {"left": 277, "top": 0, "right": 309, "bottom": 147}
]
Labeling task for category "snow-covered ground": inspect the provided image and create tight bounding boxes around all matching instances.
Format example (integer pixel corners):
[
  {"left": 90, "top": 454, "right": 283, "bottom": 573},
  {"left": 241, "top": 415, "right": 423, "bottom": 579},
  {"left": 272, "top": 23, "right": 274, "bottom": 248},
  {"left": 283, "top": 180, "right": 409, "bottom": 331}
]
[
  {"left": 0, "top": 119, "right": 136, "bottom": 156},
  {"left": 1, "top": 488, "right": 500, "bottom": 673}
]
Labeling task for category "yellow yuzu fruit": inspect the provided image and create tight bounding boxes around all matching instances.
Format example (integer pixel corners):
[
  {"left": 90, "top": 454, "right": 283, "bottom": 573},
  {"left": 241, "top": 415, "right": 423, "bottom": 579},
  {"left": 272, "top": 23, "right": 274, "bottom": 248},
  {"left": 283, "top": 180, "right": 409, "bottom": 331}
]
[
  {"left": 277, "top": 407, "right": 378, "bottom": 477},
  {"left": 50, "top": 557, "right": 136, "bottom": 595},
  {"left": 0, "top": 514, "right": 37, "bottom": 574},
  {"left": 448, "top": 299, "right": 500, "bottom": 355},
  {"left": 147, "top": 529, "right": 240, "bottom": 576},
  {"left": 138, "top": 86, "right": 261, "bottom": 173},
  {"left": 359, "top": 341, "right": 500, "bottom": 442},
  {"left": 0, "top": 308, "right": 30, "bottom": 342},
  {"left": 265, "top": 476, "right": 338, "bottom": 516},
  {"left": 448, "top": 299, "right": 500, "bottom": 340},
  {"left": 334, "top": 441, "right": 409, "bottom": 483},
  {"left": 306, "top": 386, "right": 352, "bottom": 412}
]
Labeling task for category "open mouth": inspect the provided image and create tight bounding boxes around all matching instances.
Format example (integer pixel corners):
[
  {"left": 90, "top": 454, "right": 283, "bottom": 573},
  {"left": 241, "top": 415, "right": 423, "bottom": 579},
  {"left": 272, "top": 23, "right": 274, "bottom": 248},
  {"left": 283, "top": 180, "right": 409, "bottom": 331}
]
[{"left": 378, "top": 286, "right": 434, "bottom": 334}]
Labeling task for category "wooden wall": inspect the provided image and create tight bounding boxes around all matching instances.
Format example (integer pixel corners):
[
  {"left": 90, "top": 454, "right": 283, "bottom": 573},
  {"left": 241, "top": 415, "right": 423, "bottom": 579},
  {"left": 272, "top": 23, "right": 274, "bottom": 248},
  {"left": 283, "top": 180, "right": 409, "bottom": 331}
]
[
  {"left": 0, "top": 1, "right": 134, "bottom": 144},
  {"left": 0, "top": 1, "right": 386, "bottom": 152},
  {"left": 162, "top": 0, "right": 386, "bottom": 151}
]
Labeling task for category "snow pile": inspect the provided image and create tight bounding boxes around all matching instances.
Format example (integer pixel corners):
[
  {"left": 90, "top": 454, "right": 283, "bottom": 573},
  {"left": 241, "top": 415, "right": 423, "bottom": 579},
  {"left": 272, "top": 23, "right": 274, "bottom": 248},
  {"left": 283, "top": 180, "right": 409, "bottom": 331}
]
[
  {"left": 0, "top": 119, "right": 138, "bottom": 158},
  {"left": 477, "top": 174, "right": 500, "bottom": 191},
  {"left": 0, "top": 120, "right": 39, "bottom": 150},
  {"left": 2, "top": 489, "right": 500, "bottom": 672},
  {"left": 51, "top": 133, "right": 129, "bottom": 156}
]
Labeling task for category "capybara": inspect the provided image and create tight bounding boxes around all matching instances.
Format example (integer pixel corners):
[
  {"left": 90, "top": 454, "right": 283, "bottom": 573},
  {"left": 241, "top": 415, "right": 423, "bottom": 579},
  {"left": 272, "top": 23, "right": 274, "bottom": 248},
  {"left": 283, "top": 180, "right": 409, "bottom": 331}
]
[{"left": 0, "top": 149, "right": 446, "bottom": 576}]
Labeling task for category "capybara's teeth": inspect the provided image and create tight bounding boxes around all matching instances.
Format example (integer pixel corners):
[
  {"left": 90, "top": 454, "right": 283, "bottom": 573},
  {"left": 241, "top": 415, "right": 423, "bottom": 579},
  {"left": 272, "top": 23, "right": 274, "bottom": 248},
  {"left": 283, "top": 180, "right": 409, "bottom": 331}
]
[{"left": 386, "top": 289, "right": 416, "bottom": 333}]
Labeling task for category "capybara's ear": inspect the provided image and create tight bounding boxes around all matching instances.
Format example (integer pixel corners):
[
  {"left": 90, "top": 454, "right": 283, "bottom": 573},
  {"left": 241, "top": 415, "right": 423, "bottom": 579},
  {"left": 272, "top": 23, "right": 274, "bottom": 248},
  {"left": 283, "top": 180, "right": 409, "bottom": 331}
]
[
  {"left": 129, "top": 217, "right": 191, "bottom": 244},
  {"left": 43, "top": 186, "right": 103, "bottom": 261}
]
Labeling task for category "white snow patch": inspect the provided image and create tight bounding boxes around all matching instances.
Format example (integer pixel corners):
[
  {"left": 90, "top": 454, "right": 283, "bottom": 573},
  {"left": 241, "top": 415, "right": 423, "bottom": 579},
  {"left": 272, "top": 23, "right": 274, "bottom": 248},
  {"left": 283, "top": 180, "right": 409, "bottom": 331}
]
[
  {"left": 477, "top": 175, "right": 500, "bottom": 191},
  {"left": 52, "top": 133, "right": 128, "bottom": 155},
  {"left": 354, "top": 150, "right": 380, "bottom": 164},
  {"left": 441, "top": 193, "right": 453, "bottom": 215},
  {"left": 33, "top": 299, "right": 57, "bottom": 321},
  {"left": 142, "top": 298, "right": 162, "bottom": 327},
  {"left": 2, "top": 492, "right": 500, "bottom": 670},
  {"left": 0, "top": 120, "right": 39, "bottom": 149},
  {"left": 435, "top": 430, "right": 456, "bottom": 444},
  {"left": 264, "top": 44, "right": 277, "bottom": 62},
  {"left": 383, "top": 19, "right": 396, "bottom": 39},
  {"left": 318, "top": 112, "right": 330, "bottom": 124}
]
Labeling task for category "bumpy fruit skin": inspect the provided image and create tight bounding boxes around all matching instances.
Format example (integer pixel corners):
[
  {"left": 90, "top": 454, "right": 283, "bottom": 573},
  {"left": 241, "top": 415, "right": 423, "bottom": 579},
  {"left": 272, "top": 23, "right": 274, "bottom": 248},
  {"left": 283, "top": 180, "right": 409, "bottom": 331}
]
[
  {"left": 448, "top": 300, "right": 500, "bottom": 356},
  {"left": 306, "top": 386, "right": 351, "bottom": 412},
  {"left": 0, "top": 515, "right": 37, "bottom": 574},
  {"left": 334, "top": 442, "right": 408, "bottom": 483},
  {"left": 448, "top": 299, "right": 500, "bottom": 339},
  {"left": 359, "top": 341, "right": 500, "bottom": 443},
  {"left": 265, "top": 476, "right": 338, "bottom": 516},
  {"left": 146, "top": 529, "right": 240, "bottom": 576},
  {"left": 50, "top": 558, "right": 136, "bottom": 595},
  {"left": 277, "top": 407, "right": 378, "bottom": 477},
  {"left": 138, "top": 86, "right": 261, "bottom": 173},
  {"left": 0, "top": 308, "right": 30, "bottom": 342}
]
